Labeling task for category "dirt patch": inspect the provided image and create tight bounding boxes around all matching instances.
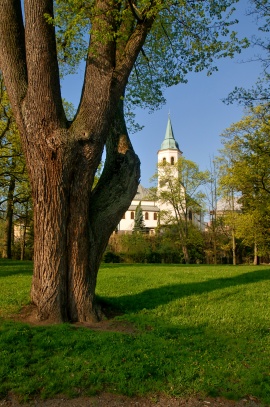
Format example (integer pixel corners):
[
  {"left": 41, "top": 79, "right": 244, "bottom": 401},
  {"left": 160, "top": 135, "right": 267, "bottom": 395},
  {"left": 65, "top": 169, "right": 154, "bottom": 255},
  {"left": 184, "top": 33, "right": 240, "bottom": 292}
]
[
  {"left": 11, "top": 304, "right": 137, "bottom": 334},
  {"left": 0, "top": 393, "right": 263, "bottom": 407}
]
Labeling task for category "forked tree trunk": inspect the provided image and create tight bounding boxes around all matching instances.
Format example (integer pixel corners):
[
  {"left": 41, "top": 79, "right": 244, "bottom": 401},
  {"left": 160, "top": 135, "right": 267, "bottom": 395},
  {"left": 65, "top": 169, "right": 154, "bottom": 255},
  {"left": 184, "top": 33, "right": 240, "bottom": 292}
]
[{"left": 29, "top": 102, "right": 140, "bottom": 322}]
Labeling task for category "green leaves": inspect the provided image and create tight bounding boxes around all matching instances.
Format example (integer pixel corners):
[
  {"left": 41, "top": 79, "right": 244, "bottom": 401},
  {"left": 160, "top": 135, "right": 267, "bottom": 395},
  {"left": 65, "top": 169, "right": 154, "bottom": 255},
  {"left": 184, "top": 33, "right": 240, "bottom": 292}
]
[
  {"left": 50, "top": 0, "right": 246, "bottom": 111},
  {"left": 218, "top": 104, "right": 270, "bottom": 257}
]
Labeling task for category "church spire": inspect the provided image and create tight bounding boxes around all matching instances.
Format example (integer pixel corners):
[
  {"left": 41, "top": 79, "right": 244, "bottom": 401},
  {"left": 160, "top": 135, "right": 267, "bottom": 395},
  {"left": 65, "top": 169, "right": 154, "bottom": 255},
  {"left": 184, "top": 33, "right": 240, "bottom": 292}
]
[{"left": 160, "top": 115, "right": 180, "bottom": 151}]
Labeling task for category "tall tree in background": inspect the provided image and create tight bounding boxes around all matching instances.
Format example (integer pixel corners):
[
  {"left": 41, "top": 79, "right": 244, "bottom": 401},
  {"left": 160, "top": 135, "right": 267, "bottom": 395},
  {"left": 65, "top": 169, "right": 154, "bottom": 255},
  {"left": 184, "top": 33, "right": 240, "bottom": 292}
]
[
  {"left": 219, "top": 105, "right": 270, "bottom": 264},
  {"left": 205, "top": 158, "right": 221, "bottom": 264},
  {"left": 0, "top": 0, "right": 245, "bottom": 322},
  {"left": 133, "top": 202, "right": 145, "bottom": 233},
  {"left": 153, "top": 158, "right": 209, "bottom": 263},
  {"left": 0, "top": 74, "right": 31, "bottom": 259}
]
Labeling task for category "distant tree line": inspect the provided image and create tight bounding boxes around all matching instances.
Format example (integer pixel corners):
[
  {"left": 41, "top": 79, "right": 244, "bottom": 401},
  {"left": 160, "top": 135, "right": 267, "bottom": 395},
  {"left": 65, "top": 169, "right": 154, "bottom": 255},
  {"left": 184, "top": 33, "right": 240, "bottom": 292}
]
[{"left": 0, "top": 74, "right": 33, "bottom": 260}]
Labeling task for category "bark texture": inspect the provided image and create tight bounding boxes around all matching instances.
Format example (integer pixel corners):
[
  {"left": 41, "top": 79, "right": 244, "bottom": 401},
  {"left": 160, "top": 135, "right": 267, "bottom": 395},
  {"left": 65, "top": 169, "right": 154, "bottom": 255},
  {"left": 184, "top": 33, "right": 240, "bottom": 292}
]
[{"left": 0, "top": 0, "right": 152, "bottom": 322}]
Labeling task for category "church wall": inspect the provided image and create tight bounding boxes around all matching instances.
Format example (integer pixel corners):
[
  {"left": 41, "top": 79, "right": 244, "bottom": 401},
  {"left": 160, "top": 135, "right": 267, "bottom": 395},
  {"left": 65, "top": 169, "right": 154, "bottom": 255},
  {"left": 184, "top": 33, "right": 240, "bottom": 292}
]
[{"left": 118, "top": 199, "right": 159, "bottom": 233}]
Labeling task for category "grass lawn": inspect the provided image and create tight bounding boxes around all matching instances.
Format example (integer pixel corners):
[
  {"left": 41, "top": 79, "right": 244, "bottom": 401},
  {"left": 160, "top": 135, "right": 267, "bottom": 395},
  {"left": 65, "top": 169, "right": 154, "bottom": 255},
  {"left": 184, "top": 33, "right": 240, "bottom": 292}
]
[{"left": 0, "top": 260, "right": 270, "bottom": 404}]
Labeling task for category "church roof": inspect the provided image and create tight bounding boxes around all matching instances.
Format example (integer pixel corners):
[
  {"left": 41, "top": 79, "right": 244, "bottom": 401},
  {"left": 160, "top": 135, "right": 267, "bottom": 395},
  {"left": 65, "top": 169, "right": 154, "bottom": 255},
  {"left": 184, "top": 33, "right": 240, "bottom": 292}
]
[
  {"left": 134, "top": 184, "right": 150, "bottom": 200},
  {"left": 160, "top": 116, "right": 180, "bottom": 151}
]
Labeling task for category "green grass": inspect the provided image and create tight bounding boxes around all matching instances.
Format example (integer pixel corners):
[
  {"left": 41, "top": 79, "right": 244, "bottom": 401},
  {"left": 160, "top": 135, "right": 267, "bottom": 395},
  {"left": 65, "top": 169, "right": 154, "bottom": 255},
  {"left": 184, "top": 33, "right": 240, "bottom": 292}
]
[{"left": 0, "top": 260, "right": 270, "bottom": 404}]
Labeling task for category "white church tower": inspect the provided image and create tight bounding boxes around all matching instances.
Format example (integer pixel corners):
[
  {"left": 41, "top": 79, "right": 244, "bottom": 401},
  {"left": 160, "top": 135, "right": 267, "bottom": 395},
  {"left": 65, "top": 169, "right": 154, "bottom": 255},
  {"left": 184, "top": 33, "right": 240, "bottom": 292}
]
[
  {"left": 158, "top": 115, "right": 182, "bottom": 169},
  {"left": 157, "top": 115, "right": 182, "bottom": 187}
]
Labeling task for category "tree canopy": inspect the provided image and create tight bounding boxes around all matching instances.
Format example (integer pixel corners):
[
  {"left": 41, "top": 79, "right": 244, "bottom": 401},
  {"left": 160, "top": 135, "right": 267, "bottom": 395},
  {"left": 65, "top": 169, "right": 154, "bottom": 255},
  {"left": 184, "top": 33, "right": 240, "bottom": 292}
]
[
  {"left": 218, "top": 104, "right": 270, "bottom": 263},
  {"left": 51, "top": 0, "right": 247, "bottom": 112},
  {"left": 226, "top": 0, "right": 270, "bottom": 106}
]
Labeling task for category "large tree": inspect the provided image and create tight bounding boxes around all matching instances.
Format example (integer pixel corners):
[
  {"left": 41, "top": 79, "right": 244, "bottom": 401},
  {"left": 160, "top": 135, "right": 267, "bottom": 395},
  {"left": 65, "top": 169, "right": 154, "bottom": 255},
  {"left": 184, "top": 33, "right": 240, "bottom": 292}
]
[
  {"left": 0, "top": 0, "right": 245, "bottom": 322},
  {"left": 219, "top": 104, "right": 270, "bottom": 263}
]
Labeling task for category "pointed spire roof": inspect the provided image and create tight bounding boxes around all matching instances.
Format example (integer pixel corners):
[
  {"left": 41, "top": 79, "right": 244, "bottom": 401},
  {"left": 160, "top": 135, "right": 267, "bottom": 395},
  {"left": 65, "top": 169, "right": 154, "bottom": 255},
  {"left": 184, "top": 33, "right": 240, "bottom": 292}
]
[{"left": 160, "top": 115, "right": 180, "bottom": 151}]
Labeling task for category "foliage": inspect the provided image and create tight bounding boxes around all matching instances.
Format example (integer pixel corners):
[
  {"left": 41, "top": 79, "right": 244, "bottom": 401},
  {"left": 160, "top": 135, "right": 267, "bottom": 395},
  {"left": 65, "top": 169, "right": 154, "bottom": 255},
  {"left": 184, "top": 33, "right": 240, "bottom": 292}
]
[
  {"left": 0, "top": 74, "right": 32, "bottom": 259},
  {"left": 0, "top": 260, "right": 270, "bottom": 404},
  {"left": 133, "top": 202, "right": 146, "bottom": 233},
  {"left": 119, "top": 233, "right": 152, "bottom": 263},
  {"left": 218, "top": 105, "right": 270, "bottom": 261},
  {"left": 0, "top": 76, "right": 28, "bottom": 215},
  {"left": 226, "top": 0, "right": 270, "bottom": 106},
  {"left": 221, "top": 105, "right": 270, "bottom": 201},
  {"left": 106, "top": 230, "right": 204, "bottom": 264},
  {"left": 51, "top": 0, "right": 248, "bottom": 112}
]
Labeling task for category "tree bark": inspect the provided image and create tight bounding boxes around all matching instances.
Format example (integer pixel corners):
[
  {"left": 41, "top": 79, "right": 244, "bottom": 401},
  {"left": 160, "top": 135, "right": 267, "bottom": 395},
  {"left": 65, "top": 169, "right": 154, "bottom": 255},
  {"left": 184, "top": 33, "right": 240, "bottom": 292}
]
[
  {"left": 232, "top": 228, "right": 237, "bottom": 265},
  {"left": 2, "top": 176, "right": 15, "bottom": 259},
  {"left": 253, "top": 241, "right": 259, "bottom": 266},
  {"left": 28, "top": 100, "right": 139, "bottom": 323}
]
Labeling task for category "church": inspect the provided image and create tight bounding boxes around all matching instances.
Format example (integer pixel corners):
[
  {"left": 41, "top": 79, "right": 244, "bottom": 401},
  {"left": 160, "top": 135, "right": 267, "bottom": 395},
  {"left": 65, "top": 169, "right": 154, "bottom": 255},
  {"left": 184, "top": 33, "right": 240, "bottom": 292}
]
[{"left": 117, "top": 117, "right": 204, "bottom": 234}]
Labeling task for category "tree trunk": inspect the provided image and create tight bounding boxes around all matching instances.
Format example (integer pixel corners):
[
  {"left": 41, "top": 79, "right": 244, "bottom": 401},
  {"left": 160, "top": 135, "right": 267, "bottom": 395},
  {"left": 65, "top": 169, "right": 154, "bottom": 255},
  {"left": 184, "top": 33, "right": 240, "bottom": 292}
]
[
  {"left": 2, "top": 176, "right": 15, "bottom": 259},
  {"left": 232, "top": 228, "right": 236, "bottom": 265},
  {"left": 29, "top": 101, "right": 140, "bottom": 323},
  {"left": 253, "top": 241, "right": 259, "bottom": 265},
  {"left": 182, "top": 219, "right": 190, "bottom": 263},
  {"left": 20, "top": 201, "right": 29, "bottom": 261},
  {"left": 182, "top": 244, "right": 190, "bottom": 264}
]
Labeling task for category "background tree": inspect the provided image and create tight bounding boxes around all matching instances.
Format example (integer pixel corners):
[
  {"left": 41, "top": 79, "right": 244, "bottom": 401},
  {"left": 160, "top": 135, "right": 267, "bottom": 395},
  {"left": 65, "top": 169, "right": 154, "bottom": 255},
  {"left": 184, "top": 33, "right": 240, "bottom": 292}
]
[
  {"left": 133, "top": 202, "right": 145, "bottom": 233},
  {"left": 152, "top": 157, "right": 209, "bottom": 263},
  {"left": 218, "top": 104, "right": 270, "bottom": 264},
  {"left": 0, "top": 0, "right": 246, "bottom": 322},
  {"left": 0, "top": 74, "right": 31, "bottom": 259},
  {"left": 205, "top": 157, "right": 222, "bottom": 264}
]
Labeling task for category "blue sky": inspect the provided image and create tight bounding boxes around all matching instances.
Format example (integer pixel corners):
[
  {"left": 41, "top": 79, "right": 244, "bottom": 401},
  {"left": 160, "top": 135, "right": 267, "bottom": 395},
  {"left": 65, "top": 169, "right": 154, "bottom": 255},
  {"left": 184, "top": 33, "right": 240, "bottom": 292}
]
[{"left": 61, "top": 0, "right": 265, "bottom": 187}]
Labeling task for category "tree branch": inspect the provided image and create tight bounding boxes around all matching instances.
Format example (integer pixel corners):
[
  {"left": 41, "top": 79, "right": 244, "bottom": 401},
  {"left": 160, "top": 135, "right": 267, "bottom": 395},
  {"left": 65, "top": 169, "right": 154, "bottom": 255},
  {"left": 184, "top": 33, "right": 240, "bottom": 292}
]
[
  {"left": 115, "top": 16, "right": 156, "bottom": 89},
  {"left": 24, "top": 0, "right": 64, "bottom": 123},
  {"left": 89, "top": 98, "right": 140, "bottom": 259},
  {"left": 0, "top": 0, "right": 27, "bottom": 117}
]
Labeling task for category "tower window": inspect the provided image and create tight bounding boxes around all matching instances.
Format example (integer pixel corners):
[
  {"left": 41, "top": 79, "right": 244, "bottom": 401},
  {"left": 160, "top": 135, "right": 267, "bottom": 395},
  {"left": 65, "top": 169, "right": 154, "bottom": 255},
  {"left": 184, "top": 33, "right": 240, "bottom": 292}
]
[
  {"left": 131, "top": 211, "right": 134, "bottom": 219},
  {"left": 122, "top": 213, "right": 125, "bottom": 219},
  {"left": 145, "top": 212, "right": 149, "bottom": 220},
  {"left": 163, "top": 157, "right": 166, "bottom": 164},
  {"left": 154, "top": 212, "right": 158, "bottom": 220},
  {"left": 171, "top": 157, "right": 174, "bottom": 165}
]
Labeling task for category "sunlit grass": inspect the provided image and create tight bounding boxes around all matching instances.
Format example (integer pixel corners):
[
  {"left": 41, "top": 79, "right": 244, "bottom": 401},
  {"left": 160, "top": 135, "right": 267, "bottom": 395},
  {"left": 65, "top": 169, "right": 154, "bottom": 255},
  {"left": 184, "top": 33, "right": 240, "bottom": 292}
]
[
  {"left": 0, "top": 260, "right": 270, "bottom": 404},
  {"left": 0, "top": 260, "right": 32, "bottom": 318}
]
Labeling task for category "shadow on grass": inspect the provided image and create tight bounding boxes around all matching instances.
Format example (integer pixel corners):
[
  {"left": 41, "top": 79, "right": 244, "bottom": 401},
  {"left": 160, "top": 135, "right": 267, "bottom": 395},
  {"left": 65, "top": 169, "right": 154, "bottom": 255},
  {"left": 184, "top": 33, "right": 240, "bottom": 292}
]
[
  {"left": 0, "top": 259, "right": 33, "bottom": 278},
  {"left": 103, "top": 268, "right": 270, "bottom": 313}
]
